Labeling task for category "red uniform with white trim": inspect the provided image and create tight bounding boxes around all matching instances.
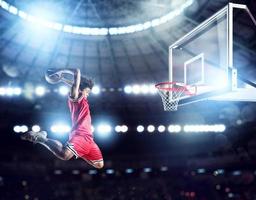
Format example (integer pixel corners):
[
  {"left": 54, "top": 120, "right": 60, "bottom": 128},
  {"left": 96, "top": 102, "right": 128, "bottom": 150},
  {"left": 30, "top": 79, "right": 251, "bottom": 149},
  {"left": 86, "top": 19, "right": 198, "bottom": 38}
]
[{"left": 66, "top": 94, "right": 103, "bottom": 164}]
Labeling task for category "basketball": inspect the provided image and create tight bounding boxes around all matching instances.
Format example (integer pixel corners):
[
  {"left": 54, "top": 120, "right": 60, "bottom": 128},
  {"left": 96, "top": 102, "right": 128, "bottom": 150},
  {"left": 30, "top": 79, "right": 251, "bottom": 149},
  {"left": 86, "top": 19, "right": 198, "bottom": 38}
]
[{"left": 45, "top": 69, "right": 62, "bottom": 84}]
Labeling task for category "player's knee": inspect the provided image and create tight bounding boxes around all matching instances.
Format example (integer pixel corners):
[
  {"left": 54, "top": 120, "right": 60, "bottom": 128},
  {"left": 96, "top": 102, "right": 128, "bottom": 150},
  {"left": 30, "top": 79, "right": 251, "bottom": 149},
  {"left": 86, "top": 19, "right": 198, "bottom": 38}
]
[
  {"left": 62, "top": 154, "right": 71, "bottom": 161},
  {"left": 61, "top": 151, "right": 73, "bottom": 161},
  {"left": 94, "top": 161, "right": 104, "bottom": 169}
]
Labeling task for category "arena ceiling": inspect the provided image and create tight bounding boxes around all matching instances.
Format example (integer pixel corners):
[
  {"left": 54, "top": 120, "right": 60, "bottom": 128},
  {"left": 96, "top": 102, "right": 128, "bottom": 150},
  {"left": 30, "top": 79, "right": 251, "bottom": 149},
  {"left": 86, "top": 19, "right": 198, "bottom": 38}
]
[{"left": 0, "top": 0, "right": 255, "bottom": 119}]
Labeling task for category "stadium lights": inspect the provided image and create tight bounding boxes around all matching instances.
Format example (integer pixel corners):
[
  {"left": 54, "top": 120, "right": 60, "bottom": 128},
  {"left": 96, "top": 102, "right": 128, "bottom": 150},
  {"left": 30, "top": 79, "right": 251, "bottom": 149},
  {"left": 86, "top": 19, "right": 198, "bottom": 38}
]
[
  {"left": 124, "top": 85, "right": 132, "bottom": 94},
  {"left": 13, "top": 87, "right": 22, "bottom": 95},
  {"left": 160, "top": 166, "right": 168, "bottom": 172},
  {"left": 168, "top": 125, "right": 181, "bottom": 133},
  {"left": 183, "top": 124, "right": 226, "bottom": 133},
  {"left": 137, "top": 125, "right": 144, "bottom": 133},
  {"left": 1, "top": 0, "right": 193, "bottom": 36},
  {"left": 35, "top": 86, "right": 46, "bottom": 96},
  {"left": 0, "top": 87, "right": 22, "bottom": 96},
  {"left": 213, "top": 169, "right": 225, "bottom": 176},
  {"left": 124, "top": 84, "right": 157, "bottom": 95},
  {"left": 132, "top": 84, "right": 141, "bottom": 94},
  {"left": 197, "top": 168, "right": 206, "bottom": 174},
  {"left": 115, "top": 125, "right": 122, "bottom": 132},
  {"left": 0, "top": 1, "right": 9, "bottom": 10},
  {"left": 88, "top": 169, "right": 97, "bottom": 175},
  {"left": 141, "top": 84, "right": 149, "bottom": 94},
  {"left": 91, "top": 86, "right": 100, "bottom": 95},
  {"left": 157, "top": 125, "right": 166, "bottom": 133},
  {"left": 9, "top": 5, "right": 17, "bottom": 15},
  {"left": 149, "top": 84, "right": 158, "bottom": 94},
  {"left": 121, "top": 125, "right": 128, "bottom": 133},
  {"left": 115, "top": 125, "right": 128, "bottom": 133},
  {"left": 125, "top": 168, "right": 134, "bottom": 174},
  {"left": 232, "top": 170, "right": 241, "bottom": 176},
  {"left": 147, "top": 125, "right": 155, "bottom": 133},
  {"left": 96, "top": 124, "right": 112, "bottom": 138},
  {"left": 50, "top": 124, "right": 71, "bottom": 134},
  {"left": 54, "top": 170, "right": 62, "bottom": 175},
  {"left": 18, "top": 10, "right": 27, "bottom": 19},
  {"left": 115, "top": 125, "right": 122, "bottom": 133},
  {"left": 58, "top": 85, "right": 69, "bottom": 96},
  {"left": 32, "top": 125, "right": 41, "bottom": 132},
  {"left": 72, "top": 170, "right": 80, "bottom": 175},
  {"left": 13, "top": 125, "right": 28, "bottom": 133},
  {"left": 143, "top": 168, "right": 152, "bottom": 173},
  {"left": 106, "top": 169, "right": 115, "bottom": 174},
  {"left": 20, "top": 125, "right": 28, "bottom": 133}
]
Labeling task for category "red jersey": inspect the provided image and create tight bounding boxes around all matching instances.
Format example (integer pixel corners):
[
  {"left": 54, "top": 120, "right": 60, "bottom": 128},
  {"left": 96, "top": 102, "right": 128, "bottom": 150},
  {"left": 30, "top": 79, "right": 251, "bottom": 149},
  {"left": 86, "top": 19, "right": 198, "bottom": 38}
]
[{"left": 68, "top": 94, "right": 93, "bottom": 139}]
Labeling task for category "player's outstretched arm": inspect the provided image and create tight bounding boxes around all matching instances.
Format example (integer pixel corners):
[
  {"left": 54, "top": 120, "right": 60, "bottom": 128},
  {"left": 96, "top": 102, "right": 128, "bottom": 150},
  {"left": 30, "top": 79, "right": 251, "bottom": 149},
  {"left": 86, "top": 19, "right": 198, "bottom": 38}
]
[{"left": 70, "top": 68, "right": 81, "bottom": 100}]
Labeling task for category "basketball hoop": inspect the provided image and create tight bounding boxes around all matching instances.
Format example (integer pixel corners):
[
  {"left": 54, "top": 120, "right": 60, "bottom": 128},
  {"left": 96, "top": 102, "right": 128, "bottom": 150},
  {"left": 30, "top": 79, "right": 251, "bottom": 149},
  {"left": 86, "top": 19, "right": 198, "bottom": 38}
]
[{"left": 155, "top": 82, "right": 197, "bottom": 111}]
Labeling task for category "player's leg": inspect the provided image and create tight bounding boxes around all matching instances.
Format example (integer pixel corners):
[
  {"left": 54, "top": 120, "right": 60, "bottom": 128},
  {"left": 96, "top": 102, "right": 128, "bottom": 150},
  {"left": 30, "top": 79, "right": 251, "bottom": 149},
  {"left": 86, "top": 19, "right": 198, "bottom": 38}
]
[
  {"left": 82, "top": 141, "right": 104, "bottom": 169},
  {"left": 21, "top": 131, "right": 73, "bottom": 161}
]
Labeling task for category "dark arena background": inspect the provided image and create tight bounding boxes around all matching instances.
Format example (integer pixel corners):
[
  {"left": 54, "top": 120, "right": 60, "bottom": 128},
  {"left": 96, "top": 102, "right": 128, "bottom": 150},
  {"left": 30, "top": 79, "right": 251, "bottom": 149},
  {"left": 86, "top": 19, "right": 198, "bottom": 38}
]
[{"left": 1, "top": 0, "right": 256, "bottom": 199}]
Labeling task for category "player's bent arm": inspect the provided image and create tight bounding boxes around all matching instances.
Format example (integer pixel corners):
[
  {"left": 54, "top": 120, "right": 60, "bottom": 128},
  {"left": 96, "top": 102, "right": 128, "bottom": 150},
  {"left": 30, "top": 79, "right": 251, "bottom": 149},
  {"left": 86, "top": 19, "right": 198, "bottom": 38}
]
[{"left": 70, "top": 68, "right": 81, "bottom": 100}]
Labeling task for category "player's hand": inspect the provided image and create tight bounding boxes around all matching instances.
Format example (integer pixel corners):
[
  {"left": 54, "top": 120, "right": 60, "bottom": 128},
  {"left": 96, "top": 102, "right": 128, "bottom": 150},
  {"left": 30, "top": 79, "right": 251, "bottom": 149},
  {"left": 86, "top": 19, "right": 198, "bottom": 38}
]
[{"left": 45, "top": 68, "right": 64, "bottom": 84}]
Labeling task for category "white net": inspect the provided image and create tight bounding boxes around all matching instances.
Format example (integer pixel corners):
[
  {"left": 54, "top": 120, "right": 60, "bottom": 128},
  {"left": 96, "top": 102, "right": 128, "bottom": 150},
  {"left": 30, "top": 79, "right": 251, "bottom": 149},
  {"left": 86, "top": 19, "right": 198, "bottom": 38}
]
[{"left": 156, "top": 83, "right": 187, "bottom": 111}]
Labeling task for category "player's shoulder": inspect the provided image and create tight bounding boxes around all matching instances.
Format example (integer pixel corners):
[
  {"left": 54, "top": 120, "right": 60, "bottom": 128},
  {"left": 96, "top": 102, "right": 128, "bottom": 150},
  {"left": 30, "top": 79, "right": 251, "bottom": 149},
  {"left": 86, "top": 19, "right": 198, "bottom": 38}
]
[{"left": 68, "top": 93, "right": 84, "bottom": 103}]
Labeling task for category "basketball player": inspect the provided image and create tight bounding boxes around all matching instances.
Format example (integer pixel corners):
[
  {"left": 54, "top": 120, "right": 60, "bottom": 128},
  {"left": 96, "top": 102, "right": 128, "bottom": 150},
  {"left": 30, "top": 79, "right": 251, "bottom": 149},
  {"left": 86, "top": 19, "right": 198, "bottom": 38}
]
[{"left": 21, "top": 68, "right": 104, "bottom": 169}]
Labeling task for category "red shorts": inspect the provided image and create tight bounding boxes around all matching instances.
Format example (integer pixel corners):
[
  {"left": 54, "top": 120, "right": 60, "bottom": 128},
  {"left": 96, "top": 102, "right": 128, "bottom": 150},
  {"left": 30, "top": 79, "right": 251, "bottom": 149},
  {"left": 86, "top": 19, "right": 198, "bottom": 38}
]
[{"left": 66, "top": 135, "right": 103, "bottom": 164}]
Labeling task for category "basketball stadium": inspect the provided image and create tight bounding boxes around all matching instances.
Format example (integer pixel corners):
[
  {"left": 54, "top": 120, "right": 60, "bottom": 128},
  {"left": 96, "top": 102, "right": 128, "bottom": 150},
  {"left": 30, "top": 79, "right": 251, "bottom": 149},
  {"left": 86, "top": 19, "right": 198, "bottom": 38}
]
[{"left": 1, "top": 0, "right": 256, "bottom": 199}]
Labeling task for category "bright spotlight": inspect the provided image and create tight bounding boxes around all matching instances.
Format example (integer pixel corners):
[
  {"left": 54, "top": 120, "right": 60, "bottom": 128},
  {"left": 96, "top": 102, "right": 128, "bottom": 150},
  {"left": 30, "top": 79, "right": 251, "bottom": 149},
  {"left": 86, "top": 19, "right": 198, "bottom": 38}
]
[
  {"left": 20, "top": 125, "right": 28, "bottom": 133},
  {"left": 132, "top": 84, "right": 141, "bottom": 94},
  {"left": 13, "top": 125, "right": 21, "bottom": 133},
  {"left": 160, "top": 166, "right": 168, "bottom": 172},
  {"left": 58, "top": 86, "right": 69, "bottom": 96},
  {"left": 97, "top": 124, "right": 112, "bottom": 138},
  {"left": 1, "top": 1, "right": 9, "bottom": 10},
  {"left": 51, "top": 124, "right": 71, "bottom": 135},
  {"left": 13, "top": 87, "right": 22, "bottom": 95},
  {"left": 183, "top": 124, "right": 226, "bottom": 133},
  {"left": 137, "top": 125, "right": 144, "bottom": 133},
  {"left": 32, "top": 125, "right": 41, "bottom": 132},
  {"left": 35, "top": 86, "right": 46, "bottom": 96},
  {"left": 215, "top": 124, "right": 226, "bottom": 132},
  {"left": 115, "top": 125, "right": 122, "bottom": 132},
  {"left": 157, "top": 125, "right": 166, "bottom": 132},
  {"left": 88, "top": 169, "right": 97, "bottom": 175},
  {"left": 91, "top": 125, "right": 95, "bottom": 132},
  {"left": 124, "top": 85, "right": 132, "bottom": 94},
  {"left": 106, "top": 169, "right": 114, "bottom": 174},
  {"left": 8, "top": 5, "right": 18, "bottom": 15},
  {"left": 232, "top": 170, "right": 241, "bottom": 176},
  {"left": 121, "top": 125, "right": 128, "bottom": 133},
  {"left": 147, "top": 125, "right": 155, "bottom": 133},
  {"left": 149, "top": 84, "right": 157, "bottom": 94},
  {"left": 0, "top": 87, "right": 6, "bottom": 95},
  {"left": 141, "top": 84, "right": 149, "bottom": 94},
  {"left": 197, "top": 168, "right": 206, "bottom": 174},
  {"left": 168, "top": 125, "right": 181, "bottom": 133},
  {"left": 144, "top": 168, "right": 152, "bottom": 173},
  {"left": 125, "top": 168, "right": 133, "bottom": 174},
  {"left": 92, "top": 86, "right": 100, "bottom": 95},
  {"left": 183, "top": 125, "right": 190, "bottom": 132},
  {"left": 6, "top": 87, "right": 14, "bottom": 96}
]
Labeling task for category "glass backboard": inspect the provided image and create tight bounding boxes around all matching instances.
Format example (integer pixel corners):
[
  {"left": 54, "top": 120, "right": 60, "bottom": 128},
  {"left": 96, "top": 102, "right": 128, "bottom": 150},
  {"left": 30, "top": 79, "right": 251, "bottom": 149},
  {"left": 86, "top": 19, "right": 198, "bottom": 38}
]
[{"left": 168, "top": 3, "right": 256, "bottom": 106}]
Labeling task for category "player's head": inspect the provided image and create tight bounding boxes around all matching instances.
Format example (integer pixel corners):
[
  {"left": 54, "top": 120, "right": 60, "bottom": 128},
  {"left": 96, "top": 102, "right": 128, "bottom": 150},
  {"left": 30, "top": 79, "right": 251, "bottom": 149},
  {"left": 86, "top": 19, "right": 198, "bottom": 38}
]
[{"left": 80, "top": 76, "right": 94, "bottom": 97}]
